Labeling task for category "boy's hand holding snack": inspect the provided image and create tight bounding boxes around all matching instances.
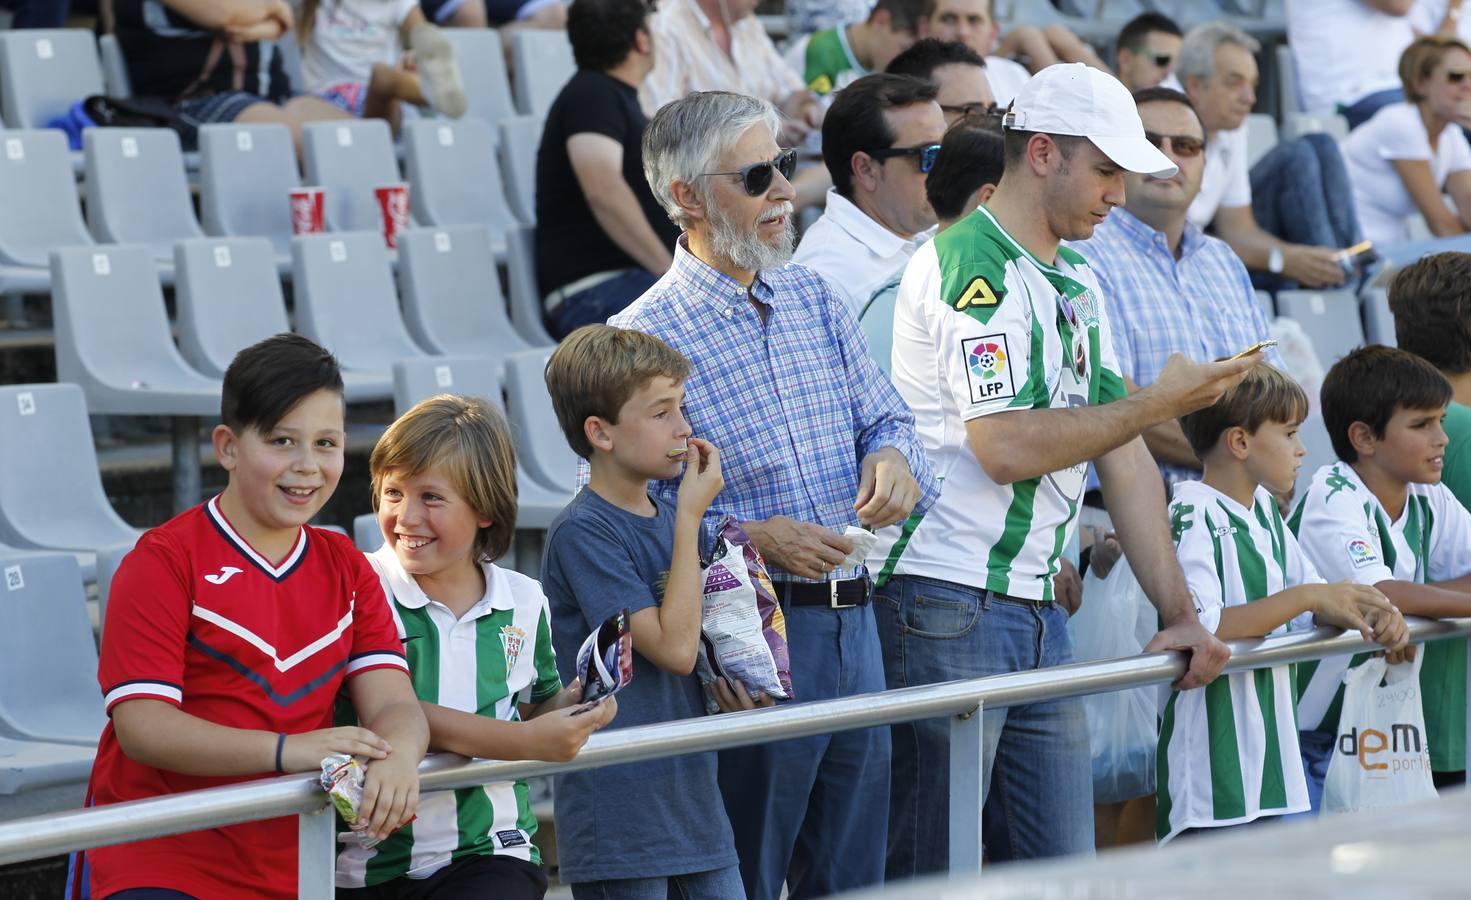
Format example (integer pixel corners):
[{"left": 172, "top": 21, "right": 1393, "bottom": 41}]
[
  {"left": 675, "top": 438, "right": 723, "bottom": 515},
  {"left": 359, "top": 748, "right": 420, "bottom": 842},
  {"left": 525, "top": 679, "right": 618, "bottom": 762},
  {"left": 710, "top": 676, "right": 777, "bottom": 713}
]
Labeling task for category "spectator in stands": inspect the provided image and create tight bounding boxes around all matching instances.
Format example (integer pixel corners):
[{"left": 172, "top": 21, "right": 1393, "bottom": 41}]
[
  {"left": 925, "top": 111, "right": 1004, "bottom": 228},
  {"left": 785, "top": 0, "right": 925, "bottom": 96},
  {"left": 1113, "top": 11, "right": 1182, "bottom": 91},
  {"left": 75, "top": 334, "right": 428, "bottom": 899},
  {"left": 1343, "top": 37, "right": 1471, "bottom": 245},
  {"left": 916, "top": 0, "right": 1102, "bottom": 101},
  {"left": 113, "top": 0, "right": 357, "bottom": 153},
  {"left": 886, "top": 38, "right": 996, "bottom": 125},
  {"left": 785, "top": 0, "right": 870, "bottom": 36},
  {"left": 1289, "top": 0, "right": 1415, "bottom": 129},
  {"left": 296, "top": 0, "right": 467, "bottom": 128},
  {"left": 869, "top": 64, "right": 1242, "bottom": 876},
  {"left": 1179, "top": 22, "right": 1357, "bottom": 289},
  {"left": 612, "top": 90, "right": 937, "bottom": 900},
  {"left": 795, "top": 74, "right": 945, "bottom": 313},
  {"left": 1073, "top": 87, "right": 1280, "bottom": 486},
  {"left": 422, "top": 0, "right": 488, "bottom": 27},
  {"left": 339, "top": 395, "right": 615, "bottom": 897},
  {"left": 542, "top": 326, "right": 760, "bottom": 899},
  {"left": 535, "top": 0, "right": 680, "bottom": 340}
]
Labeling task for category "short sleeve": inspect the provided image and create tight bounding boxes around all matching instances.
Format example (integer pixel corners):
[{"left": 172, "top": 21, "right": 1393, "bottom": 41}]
[
  {"left": 561, "top": 76, "right": 633, "bottom": 143},
  {"left": 544, "top": 515, "right": 663, "bottom": 632},
  {"left": 345, "top": 551, "right": 409, "bottom": 679},
  {"left": 524, "top": 604, "right": 564, "bottom": 705},
  {"left": 928, "top": 258, "right": 1039, "bottom": 421},
  {"left": 1290, "top": 481, "right": 1395, "bottom": 585},
  {"left": 99, "top": 533, "right": 192, "bottom": 713},
  {"left": 1442, "top": 124, "right": 1471, "bottom": 176},
  {"left": 1171, "top": 501, "right": 1224, "bottom": 634},
  {"left": 1427, "top": 485, "right": 1471, "bottom": 582},
  {"left": 394, "top": 0, "right": 418, "bottom": 25}
]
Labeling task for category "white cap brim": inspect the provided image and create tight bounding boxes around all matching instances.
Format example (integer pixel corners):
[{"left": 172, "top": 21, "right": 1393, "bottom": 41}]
[{"left": 1090, "top": 133, "right": 1178, "bottom": 178}]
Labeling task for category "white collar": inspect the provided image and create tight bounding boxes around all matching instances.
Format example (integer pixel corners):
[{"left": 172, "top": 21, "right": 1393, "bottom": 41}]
[
  {"left": 368, "top": 542, "right": 514, "bottom": 616},
  {"left": 821, "top": 189, "right": 923, "bottom": 258}
]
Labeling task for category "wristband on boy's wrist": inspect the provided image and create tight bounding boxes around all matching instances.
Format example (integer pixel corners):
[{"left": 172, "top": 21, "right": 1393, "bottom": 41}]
[{"left": 275, "top": 732, "right": 288, "bottom": 773}]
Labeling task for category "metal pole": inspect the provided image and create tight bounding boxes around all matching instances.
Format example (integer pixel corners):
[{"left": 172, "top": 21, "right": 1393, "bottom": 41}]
[
  {"left": 1464, "top": 635, "right": 1470, "bottom": 781},
  {"left": 171, "top": 415, "right": 202, "bottom": 514},
  {"left": 948, "top": 702, "right": 985, "bottom": 875},
  {"left": 297, "top": 803, "right": 337, "bottom": 899}
]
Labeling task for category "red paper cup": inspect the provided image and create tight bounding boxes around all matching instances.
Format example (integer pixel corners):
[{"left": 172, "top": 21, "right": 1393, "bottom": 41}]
[
  {"left": 374, "top": 183, "right": 410, "bottom": 249},
  {"left": 289, "top": 187, "right": 325, "bottom": 235}
]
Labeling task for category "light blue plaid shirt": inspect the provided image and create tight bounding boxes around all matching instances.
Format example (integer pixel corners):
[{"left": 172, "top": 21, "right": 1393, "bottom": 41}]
[
  {"left": 593, "top": 236, "right": 938, "bottom": 582},
  {"left": 1071, "top": 208, "right": 1282, "bottom": 486}
]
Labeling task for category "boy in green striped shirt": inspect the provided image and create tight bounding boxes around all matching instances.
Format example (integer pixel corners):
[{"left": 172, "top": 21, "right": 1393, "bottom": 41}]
[
  {"left": 337, "top": 395, "right": 617, "bottom": 898},
  {"left": 1161, "top": 363, "right": 1404, "bottom": 843}
]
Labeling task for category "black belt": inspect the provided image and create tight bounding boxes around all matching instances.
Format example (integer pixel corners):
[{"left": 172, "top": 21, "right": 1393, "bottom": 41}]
[{"left": 777, "top": 577, "right": 871, "bottom": 609}]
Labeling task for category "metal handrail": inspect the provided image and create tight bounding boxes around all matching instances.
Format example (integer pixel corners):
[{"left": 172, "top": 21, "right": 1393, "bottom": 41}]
[{"left": 3, "top": 617, "right": 1468, "bottom": 891}]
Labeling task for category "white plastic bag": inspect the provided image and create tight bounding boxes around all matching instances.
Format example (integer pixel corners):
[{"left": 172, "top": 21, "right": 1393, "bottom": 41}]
[
  {"left": 1067, "top": 556, "right": 1159, "bottom": 803},
  {"left": 1269, "top": 316, "right": 1326, "bottom": 415},
  {"left": 1322, "top": 654, "right": 1438, "bottom": 813}
]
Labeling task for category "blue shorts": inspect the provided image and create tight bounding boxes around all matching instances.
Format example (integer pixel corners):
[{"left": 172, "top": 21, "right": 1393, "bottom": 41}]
[
  {"left": 316, "top": 81, "right": 368, "bottom": 117},
  {"left": 420, "top": 0, "right": 467, "bottom": 23}
]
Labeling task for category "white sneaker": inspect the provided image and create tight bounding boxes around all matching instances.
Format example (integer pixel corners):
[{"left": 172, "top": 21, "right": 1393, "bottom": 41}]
[{"left": 411, "top": 24, "right": 467, "bottom": 118}]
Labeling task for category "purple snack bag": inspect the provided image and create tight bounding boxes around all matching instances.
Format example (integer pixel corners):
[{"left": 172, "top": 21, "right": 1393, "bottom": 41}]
[{"left": 696, "top": 517, "right": 793, "bottom": 704}]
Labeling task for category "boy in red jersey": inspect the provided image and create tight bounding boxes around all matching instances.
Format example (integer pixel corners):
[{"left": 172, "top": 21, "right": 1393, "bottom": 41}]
[{"left": 72, "top": 334, "right": 428, "bottom": 899}]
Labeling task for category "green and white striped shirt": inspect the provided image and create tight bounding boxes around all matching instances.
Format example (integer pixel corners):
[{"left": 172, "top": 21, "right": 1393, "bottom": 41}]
[
  {"left": 1158, "top": 481, "right": 1314, "bottom": 843},
  {"left": 868, "top": 205, "right": 1127, "bottom": 600},
  {"left": 1289, "top": 461, "right": 1471, "bottom": 770},
  {"left": 335, "top": 545, "right": 563, "bottom": 888}
]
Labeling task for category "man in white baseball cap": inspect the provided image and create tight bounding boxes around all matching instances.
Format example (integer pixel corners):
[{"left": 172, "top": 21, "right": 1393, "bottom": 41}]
[{"left": 869, "top": 61, "right": 1260, "bottom": 873}]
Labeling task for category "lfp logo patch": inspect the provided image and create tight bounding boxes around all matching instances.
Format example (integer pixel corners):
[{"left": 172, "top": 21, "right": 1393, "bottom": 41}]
[
  {"left": 1346, "top": 538, "right": 1380, "bottom": 569},
  {"left": 962, "top": 334, "right": 1016, "bottom": 404}
]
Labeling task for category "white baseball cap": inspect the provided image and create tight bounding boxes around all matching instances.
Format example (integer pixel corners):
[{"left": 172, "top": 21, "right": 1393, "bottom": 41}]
[{"left": 1002, "top": 63, "right": 1178, "bottom": 179}]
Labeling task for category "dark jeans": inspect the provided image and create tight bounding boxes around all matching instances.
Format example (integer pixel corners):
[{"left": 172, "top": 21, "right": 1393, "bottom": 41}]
[
  {"left": 338, "top": 854, "right": 548, "bottom": 900},
  {"left": 0, "top": 0, "right": 69, "bottom": 28},
  {"left": 1249, "top": 133, "right": 1362, "bottom": 291},
  {"left": 546, "top": 269, "right": 659, "bottom": 340},
  {"left": 1341, "top": 87, "right": 1404, "bottom": 131}
]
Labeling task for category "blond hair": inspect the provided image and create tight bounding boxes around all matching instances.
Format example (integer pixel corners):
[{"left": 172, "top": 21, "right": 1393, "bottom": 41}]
[
  {"left": 545, "top": 325, "right": 691, "bottom": 459},
  {"left": 1179, "top": 362, "right": 1309, "bottom": 461},
  {"left": 1401, "top": 35, "right": 1471, "bottom": 102},
  {"left": 369, "top": 395, "right": 518, "bottom": 562}
]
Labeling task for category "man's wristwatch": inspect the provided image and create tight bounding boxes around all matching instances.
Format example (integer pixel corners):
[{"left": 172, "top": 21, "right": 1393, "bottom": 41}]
[{"left": 1268, "top": 246, "right": 1285, "bottom": 275}]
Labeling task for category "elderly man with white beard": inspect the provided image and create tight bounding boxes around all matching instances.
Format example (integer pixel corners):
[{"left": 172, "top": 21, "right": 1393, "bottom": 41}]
[{"left": 600, "top": 90, "right": 938, "bottom": 900}]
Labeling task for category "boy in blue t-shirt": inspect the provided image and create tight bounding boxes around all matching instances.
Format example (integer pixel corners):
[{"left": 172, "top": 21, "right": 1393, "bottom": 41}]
[{"left": 542, "top": 325, "right": 757, "bottom": 899}]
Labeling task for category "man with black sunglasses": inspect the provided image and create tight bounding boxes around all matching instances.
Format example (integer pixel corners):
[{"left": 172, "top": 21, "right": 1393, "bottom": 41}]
[
  {"left": 795, "top": 73, "right": 947, "bottom": 313},
  {"left": 1113, "top": 11, "right": 1182, "bottom": 92}
]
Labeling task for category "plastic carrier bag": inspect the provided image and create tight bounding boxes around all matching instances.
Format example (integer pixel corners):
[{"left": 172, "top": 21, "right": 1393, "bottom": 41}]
[
  {"left": 1322, "top": 654, "right": 1438, "bottom": 813},
  {"left": 1067, "top": 556, "right": 1159, "bottom": 803},
  {"left": 695, "top": 517, "right": 793, "bottom": 708}
]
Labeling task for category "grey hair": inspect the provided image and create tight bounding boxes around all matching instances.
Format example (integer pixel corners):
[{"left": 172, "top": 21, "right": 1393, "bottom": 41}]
[
  {"left": 1177, "top": 21, "right": 1260, "bottom": 84},
  {"left": 642, "top": 91, "right": 784, "bottom": 230}
]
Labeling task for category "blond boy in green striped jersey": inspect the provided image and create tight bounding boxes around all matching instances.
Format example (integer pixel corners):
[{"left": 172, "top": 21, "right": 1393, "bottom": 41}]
[{"left": 1160, "top": 364, "right": 1406, "bottom": 842}]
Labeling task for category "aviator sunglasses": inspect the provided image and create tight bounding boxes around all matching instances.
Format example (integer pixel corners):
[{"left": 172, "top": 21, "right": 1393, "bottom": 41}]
[
  {"left": 697, "top": 148, "right": 799, "bottom": 196},
  {"left": 867, "top": 143, "right": 942, "bottom": 173}
]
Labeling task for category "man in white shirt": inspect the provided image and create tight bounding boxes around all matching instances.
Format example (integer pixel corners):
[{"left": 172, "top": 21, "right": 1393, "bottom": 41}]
[
  {"left": 915, "top": 0, "right": 1030, "bottom": 103},
  {"left": 1180, "top": 21, "right": 1358, "bottom": 288},
  {"left": 795, "top": 74, "right": 946, "bottom": 313},
  {"left": 1289, "top": 0, "right": 1415, "bottom": 128}
]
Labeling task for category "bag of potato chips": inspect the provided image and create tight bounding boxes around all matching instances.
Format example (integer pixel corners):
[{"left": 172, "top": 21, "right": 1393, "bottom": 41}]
[{"left": 696, "top": 517, "right": 793, "bottom": 706}]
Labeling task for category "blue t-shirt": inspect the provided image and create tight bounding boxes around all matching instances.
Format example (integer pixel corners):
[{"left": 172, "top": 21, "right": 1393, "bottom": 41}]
[{"left": 542, "top": 487, "right": 738, "bottom": 883}]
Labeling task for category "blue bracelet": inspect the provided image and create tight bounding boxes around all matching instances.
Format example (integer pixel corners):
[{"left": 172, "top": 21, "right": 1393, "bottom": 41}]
[{"left": 275, "top": 732, "right": 287, "bottom": 773}]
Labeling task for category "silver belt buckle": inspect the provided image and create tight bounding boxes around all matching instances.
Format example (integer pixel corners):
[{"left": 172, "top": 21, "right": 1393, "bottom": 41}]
[{"left": 829, "top": 579, "right": 856, "bottom": 609}]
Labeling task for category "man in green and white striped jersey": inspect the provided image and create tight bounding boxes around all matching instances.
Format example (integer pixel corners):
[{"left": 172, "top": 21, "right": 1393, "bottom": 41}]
[
  {"left": 1160, "top": 363, "right": 1403, "bottom": 843},
  {"left": 1290, "top": 346, "right": 1471, "bottom": 807},
  {"left": 868, "top": 62, "right": 1257, "bottom": 875}
]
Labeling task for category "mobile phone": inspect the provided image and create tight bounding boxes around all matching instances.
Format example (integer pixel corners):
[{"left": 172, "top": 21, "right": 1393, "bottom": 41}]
[{"left": 1229, "top": 339, "right": 1278, "bottom": 360}]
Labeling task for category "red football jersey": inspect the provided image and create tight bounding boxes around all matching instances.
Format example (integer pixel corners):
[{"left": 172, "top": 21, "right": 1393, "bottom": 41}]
[{"left": 83, "top": 497, "right": 406, "bottom": 899}]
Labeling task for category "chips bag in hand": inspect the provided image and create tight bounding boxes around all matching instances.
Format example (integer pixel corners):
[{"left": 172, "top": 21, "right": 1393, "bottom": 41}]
[
  {"left": 696, "top": 517, "right": 793, "bottom": 708},
  {"left": 575, "top": 609, "right": 633, "bottom": 710},
  {"left": 320, "top": 754, "right": 382, "bottom": 849}
]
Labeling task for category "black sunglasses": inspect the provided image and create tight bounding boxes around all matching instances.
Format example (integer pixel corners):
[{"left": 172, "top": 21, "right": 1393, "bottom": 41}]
[
  {"left": 1447, "top": 69, "right": 1470, "bottom": 83},
  {"left": 1144, "top": 131, "right": 1206, "bottom": 158},
  {"left": 697, "top": 148, "right": 798, "bottom": 196},
  {"left": 939, "top": 101, "right": 1002, "bottom": 119},
  {"left": 867, "top": 143, "right": 942, "bottom": 173},
  {"left": 1128, "top": 46, "right": 1173, "bottom": 67}
]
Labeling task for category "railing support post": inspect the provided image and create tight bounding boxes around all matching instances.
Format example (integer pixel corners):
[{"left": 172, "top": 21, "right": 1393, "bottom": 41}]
[
  {"left": 948, "top": 701, "right": 985, "bottom": 875},
  {"left": 1464, "top": 635, "right": 1470, "bottom": 781},
  {"left": 298, "top": 802, "right": 337, "bottom": 898}
]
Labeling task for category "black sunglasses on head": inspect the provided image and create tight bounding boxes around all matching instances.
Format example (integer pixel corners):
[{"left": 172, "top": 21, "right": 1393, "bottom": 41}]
[
  {"left": 1144, "top": 131, "right": 1206, "bottom": 158},
  {"left": 867, "top": 143, "right": 942, "bottom": 173},
  {"left": 697, "top": 148, "right": 798, "bottom": 196}
]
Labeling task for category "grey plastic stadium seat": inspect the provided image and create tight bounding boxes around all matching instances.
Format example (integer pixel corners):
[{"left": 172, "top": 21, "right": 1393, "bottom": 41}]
[
  {"left": 1296, "top": 411, "right": 1339, "bottom": 494},
  {"left": 504, "top": 224, "right": 554, "bottom": 347},
  {"left": 84, "top": 128, "right": 205, "bottom": 262},
  {"left": 0, "top": 553, "right": 108, "bottom": 746},
  {"left": 1361, "top": 287, "right": 1397, "bottom": 347},
  {"left": 0, "top": 384, "right": 142, "bottom": 580},
  {"left": 0, "top": 129, "right": 91, "bottom": 291},
  {"left": 498, "top": 115, "right": 541, "bottom": 226},
  {"left": 509, "top": 30, "right": 575, "bottom": 117},
  {"left": 1245, "top": 114, "right": 1277, "bottom": 169},
  {"left": 397, "top": 225, "right": 533, "bottom": 358},
  {"left": 0, "top": 30, "right": 103, "bottom": 129},
  {"left": 302, "top": 119, "right": 403, "bottom": 234},
  {"left": 354, "top": 512, "right": 384, "bottom": 552},
  {"left": 1277, "top": 44, "right": 1303, "bottom": 115},
  {"left": 402, "top": 118, "right": 523, "bottom": 257},
  {"left": 441, "top": 28, "right": 516, "bottom": 127},
  {"left": 860, "top": 290, "right": 897, "bottom": 376},
  {"left": 391, "top": 355, "right": 573, "bottom": 528},
  {"left": 0, "top": 734, "right": 95, "bottom": 796},
  {"left": 98, "top": 33, "right": 132, "bottom": 97},
  {"left": 199, "top": 123, "right": 301, "bottom": 259},
  {"left": 291, "top": 232, "right": 427, "bottom": 399},
  {"left": 1280, "top": 111, "right": 1349, "bottom": 143},
  {"left": 1254, "top": 289, "right": 1274, "bottom": 320},
  {"left": 1276, "top": 289, "right": 1365, "bottom": 365},
  {"left": 504, "top": 349, "right": 581, "bottom": 494},
  {"left": 174, "top": 237, "right": 291, "bottom": 377}
]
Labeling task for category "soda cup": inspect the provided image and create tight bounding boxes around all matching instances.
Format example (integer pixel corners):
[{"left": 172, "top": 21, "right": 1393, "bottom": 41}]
[
  {"left": 374, "top": 183, "right": 410, "bottom": 249},
  {"left": 289, "top": 187, "right": 325, "bottom": 235}
]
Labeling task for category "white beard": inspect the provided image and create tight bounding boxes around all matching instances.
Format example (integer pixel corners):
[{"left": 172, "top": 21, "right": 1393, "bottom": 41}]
[{"left": 706, "top": 199, "right": 796, "bottom": 274}]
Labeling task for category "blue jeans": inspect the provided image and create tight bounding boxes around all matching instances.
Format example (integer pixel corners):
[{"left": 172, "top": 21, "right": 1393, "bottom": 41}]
[
  {"left": 1298, "top": 728, "right": 1335, "bottom": 814},
  {"left": 717, "top": 603, "right": 890, "bottom": 900},
  {"left": 569, "top": 865, "right": 744, "bottom": 900},
  {"left": 1340, "top": 87, "right": 1404, "bottom": 131},
  {"left": 1249, "top": 134, "right": 1361, "bottom": 290},
  {"left": 546, "top": 269, "right": 660, "bottom": 340},
  {"left": 874, "top": 575, "right": 1094, "bottom": 878}
]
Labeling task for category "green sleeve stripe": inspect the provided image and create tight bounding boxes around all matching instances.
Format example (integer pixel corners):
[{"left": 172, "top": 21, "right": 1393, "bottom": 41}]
[{"left": 531, "top": 610, "right": 562, "bottom": 703}]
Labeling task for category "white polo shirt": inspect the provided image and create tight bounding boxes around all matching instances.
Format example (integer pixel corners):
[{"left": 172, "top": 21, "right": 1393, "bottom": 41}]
[
  {"left": 794, "top": 188, "right": 932, "bottom": 314},
  {"left": 985, "top": 56, "right": 1031, "bottom": 105},
  {"left": 1289, "top": 0, "right": 1414, "bottom": 112},
  {"left": 1186, "top": 121, "right": 1250, "bottom": 228}
]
